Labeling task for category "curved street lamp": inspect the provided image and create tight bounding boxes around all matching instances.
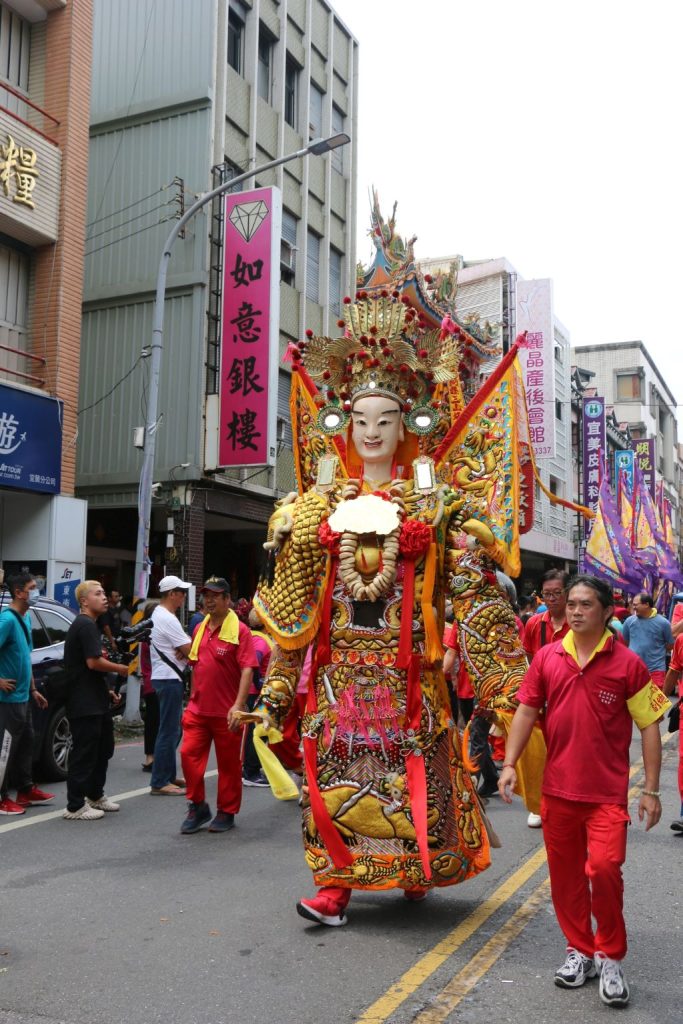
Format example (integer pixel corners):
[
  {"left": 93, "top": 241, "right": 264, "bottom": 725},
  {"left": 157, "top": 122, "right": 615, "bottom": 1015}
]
[{"left": 133, "top": 132, "right": 350, "bottom": 598}]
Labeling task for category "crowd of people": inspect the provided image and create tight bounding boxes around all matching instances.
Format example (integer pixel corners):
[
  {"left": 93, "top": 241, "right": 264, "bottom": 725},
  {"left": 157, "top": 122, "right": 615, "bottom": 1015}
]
[{"left": 0, "top": 565, "right": 680, "bottom": 1011}]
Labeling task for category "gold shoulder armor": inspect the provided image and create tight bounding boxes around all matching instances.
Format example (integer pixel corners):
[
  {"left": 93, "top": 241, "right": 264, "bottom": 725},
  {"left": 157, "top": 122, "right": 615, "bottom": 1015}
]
[{"left": 253, "top": 490, "right": 330, "bottom": 650}]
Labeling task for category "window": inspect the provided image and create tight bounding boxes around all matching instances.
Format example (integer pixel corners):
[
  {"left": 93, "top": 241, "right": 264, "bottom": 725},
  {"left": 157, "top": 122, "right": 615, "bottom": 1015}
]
[
  {"left": 306, "top": 230, "right": 320, "bottom": 303},
  {"left": 329, "top": 247, "right": 343, "bottom": 316},
  {"left": 223, "top": 160, "right": 244, "bottom": 193},
  {"left": 555, "top": 399, "right": 563, "bottom": 421},
  {"left": 285, "top": 57, "right": 299, "bottom": 129},
  {"left": 549, "top": 475, "right": 562, "bottom": 497},
  {"left": 616, "top": 372, "right": 642, "bottom": 401},
  {"left": 0, "top": 5, "right": 30, "bottom": 121},
  {"left": 0, "top": 5, "right": 31, "bottom": 91},
  {"left": 257, "top": 27, "right": 273, "bottom": 102},
  {"left": 29, "top": 617, "right": 49, "bottom": 651},
  {"left": 331, "top": 105, "right": 345, "bottom": 173},
  {"left": 277, "top": 370, "right": 293, "bottom": 448},
  {"left": 228, "top": 7, "right": 244, "bottom": 74},
  {"left": 281, "top": 209, "right": 298, "bottom": 286},
  {"left": 309, "top": 83, "right": 324, "bottom": 140},
  {"left": 36, "top": 609, "right": 72, "bottom": 647}
]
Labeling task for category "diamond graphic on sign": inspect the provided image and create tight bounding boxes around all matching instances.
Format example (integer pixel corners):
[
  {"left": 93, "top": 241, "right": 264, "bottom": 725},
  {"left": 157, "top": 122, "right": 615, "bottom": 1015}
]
[{"left": 229, "top": 200, "right": 269, "bottom": 243}]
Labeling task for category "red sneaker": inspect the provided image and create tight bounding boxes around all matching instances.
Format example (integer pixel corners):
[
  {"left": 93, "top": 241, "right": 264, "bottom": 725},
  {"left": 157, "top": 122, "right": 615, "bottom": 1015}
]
[
  {"left": 296, "top": 887, "right": 350, "bottom": 927},
  {"left": 16, "top": 786, "right": 55, "bottom": 807},
  {"left": 0, "top": 797, "right": 27, "bottom": 815}
]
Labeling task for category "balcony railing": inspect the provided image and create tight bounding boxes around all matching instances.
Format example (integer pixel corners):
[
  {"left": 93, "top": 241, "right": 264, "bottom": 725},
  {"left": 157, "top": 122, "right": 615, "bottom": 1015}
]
[
  {"left": 0, "top": 79, "right": 60, "bottom": 146},
  {"left": 0, "top": 338, "right": 46, "bottom": 389}
]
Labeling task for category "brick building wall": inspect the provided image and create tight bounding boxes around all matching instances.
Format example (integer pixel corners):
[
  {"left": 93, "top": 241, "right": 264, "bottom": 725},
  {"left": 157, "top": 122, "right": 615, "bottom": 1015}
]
[{"left": 30, "top": 0, "right": 92, "bottom": 496}]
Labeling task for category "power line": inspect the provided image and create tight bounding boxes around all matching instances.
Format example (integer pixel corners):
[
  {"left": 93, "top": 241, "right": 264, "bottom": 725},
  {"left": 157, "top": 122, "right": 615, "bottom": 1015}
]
[
  {"left": 85, "top": 198, "right": 174, "bottom": 243},
  {"left": 85, "top": 184, "right": 169, "bottom": 229},
  {"left": 77, "top": 354, "right": 145, "bottom": 416},
  {"left": 84, "top": 216, "right": 175, "bottom": 259}
]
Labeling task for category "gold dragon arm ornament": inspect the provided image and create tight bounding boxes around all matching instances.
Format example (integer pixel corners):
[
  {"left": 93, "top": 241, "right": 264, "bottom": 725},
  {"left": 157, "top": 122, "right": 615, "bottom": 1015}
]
[{"left": 257, "top": 643, "right": 307, "bottom": 732}]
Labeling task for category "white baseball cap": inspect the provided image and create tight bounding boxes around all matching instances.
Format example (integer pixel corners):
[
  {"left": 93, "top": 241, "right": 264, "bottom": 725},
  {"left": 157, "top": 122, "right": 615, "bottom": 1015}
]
[{"left": 158, "top": 575, "right": 191, "bottom": 593}]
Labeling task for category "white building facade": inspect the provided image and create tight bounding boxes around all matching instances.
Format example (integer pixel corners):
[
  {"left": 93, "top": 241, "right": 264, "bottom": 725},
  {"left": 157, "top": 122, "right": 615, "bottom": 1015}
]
[{"left": 572, "top": 341, "right": 679, "bottom": 548}]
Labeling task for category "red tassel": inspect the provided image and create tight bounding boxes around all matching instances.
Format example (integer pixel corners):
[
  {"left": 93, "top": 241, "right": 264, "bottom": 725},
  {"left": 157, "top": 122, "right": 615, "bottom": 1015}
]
[
  {"left": 315, "top": 557, "right": 337, "bottom": 666},
  {"left": 303, "top": 611, "right": 353, "bottom": 870},
  {"left": 397, "top": 560, "right": 415, "bottom": 669},
  {"left": 304, "top": 736, "right": 353, "bottom": 869},
  {"left": 404, "top": 654, "right": 431, "bottom": 880}
]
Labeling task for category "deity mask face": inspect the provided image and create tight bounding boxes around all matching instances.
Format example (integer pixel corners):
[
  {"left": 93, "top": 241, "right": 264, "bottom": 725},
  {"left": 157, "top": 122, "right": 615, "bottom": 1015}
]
[{"left": 351, "top": 395, "right": 404, "bottom": 469}]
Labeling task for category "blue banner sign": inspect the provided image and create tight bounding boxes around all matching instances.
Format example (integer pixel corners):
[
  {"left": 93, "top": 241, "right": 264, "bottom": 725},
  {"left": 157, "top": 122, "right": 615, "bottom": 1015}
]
[
  {"left": 0, "top": 384, "right": 62, "bottom": 494},
  {"left": 614, "top": 449, "right": 634, "bottom": 495},
  {"left": 53, "top": 578, "right": 80, "bottom": 612}
]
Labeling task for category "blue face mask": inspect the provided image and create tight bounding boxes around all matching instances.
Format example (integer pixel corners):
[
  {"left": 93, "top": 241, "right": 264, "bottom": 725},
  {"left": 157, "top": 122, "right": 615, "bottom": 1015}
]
[{"left": 27, "top": 591, "right": 40, "bottom": 606}]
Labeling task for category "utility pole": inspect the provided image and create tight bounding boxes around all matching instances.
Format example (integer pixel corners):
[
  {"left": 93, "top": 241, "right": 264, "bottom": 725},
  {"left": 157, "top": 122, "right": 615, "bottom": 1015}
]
[{"left": 133, "top": 133, "right": 350, "bottom": 599}]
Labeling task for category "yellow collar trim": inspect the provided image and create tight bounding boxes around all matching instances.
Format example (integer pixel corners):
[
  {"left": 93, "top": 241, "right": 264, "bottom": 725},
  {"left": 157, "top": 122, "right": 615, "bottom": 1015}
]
[
  {"left": 561, "top": 628, "right": 612, "bottom": 667},
  {"left": 189, "top": 610, "right": 239, "bottom": 662}
]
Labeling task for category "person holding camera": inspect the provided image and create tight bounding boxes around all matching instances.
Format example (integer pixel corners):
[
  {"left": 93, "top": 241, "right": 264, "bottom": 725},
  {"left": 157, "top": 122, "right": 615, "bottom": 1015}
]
[
  {"left": 149, "top": 576, "right": 192, "bottom": 795},
  {"left": 63, "top": 581, "right": 128, "bottom": 821}
]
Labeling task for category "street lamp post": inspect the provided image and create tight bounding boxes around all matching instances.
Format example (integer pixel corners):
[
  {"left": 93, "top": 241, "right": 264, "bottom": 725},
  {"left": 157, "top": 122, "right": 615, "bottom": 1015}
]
[{"left": 133, "top": 133, "right": 350, "bottom": 599}]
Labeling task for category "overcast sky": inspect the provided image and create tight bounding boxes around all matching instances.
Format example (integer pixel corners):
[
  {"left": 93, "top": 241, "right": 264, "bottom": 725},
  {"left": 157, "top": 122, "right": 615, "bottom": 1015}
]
[{"left": 330, "top": 0, "right": 682, "bottom": 423}]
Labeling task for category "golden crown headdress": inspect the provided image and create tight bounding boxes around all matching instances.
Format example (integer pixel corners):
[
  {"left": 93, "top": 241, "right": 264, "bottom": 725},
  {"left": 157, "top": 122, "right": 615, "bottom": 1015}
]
[{"left": 290, "top": 289, "right": 461, "bottom": 435}]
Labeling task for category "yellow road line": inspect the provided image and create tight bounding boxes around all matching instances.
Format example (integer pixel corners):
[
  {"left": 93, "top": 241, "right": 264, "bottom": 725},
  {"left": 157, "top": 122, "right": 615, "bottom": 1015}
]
[
  {"left": 354, "top": 845, "right": 549, "bottom": 1024},
  {"left": 412, "top": 879, "right": 552, "bottom": 1024},
  {"left": 356, "top": 734, "right": 675, "bottom": 1024},
  {"left": 0, "top": 769, "right": 218, "bottom": 835}
]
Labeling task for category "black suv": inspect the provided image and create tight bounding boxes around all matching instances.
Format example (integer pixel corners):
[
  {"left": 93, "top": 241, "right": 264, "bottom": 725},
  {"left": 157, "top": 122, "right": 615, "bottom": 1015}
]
[{"left": 0, "top": 592, "right": 75, "bottom": 780}]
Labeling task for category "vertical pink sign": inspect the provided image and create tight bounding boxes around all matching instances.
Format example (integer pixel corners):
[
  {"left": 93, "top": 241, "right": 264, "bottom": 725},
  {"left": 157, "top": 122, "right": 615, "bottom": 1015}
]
[
  {"left": 219, "top": 186, "right": 281, "bottom": 467},
  {"left": 516, "top": 278, "right": 556, "bottom": 460}
]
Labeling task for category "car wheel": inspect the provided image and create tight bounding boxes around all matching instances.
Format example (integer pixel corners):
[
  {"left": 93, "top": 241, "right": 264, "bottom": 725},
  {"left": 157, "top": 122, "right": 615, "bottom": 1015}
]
[{"left": 41, "top": 707, "right": 72, "bottom": 781}]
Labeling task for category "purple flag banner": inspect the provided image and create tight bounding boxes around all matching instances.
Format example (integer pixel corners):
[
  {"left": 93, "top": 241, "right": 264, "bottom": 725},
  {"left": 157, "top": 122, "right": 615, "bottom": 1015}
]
[
  {"left": 582, "top": 396, "right": 606, "bottom": 521},
  {"left": 584, "top": 474, "right": 643, "bottom": 591},
  {"left": 630, "top": 437, "right": 655, "bottom": 498},
  {"left": 632, "top": 459, "right": 683, "bottom": 588}
]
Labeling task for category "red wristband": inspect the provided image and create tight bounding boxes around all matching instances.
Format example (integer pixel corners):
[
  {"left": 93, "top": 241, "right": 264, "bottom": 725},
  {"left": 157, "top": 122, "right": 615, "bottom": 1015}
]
[{"left": 502, "top": 763, "right": 516, "bottom": 769}]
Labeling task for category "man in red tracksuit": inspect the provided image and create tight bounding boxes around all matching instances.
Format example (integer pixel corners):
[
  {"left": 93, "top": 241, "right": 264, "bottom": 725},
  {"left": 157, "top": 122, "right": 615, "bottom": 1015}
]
[
  {"left": 499, "top": 575, "right": 669, "bottom": 1009},
  {"left": 179, "top": 577, "right": 258, "bottom": 835},
  {"left": 664, "top": 633, "right": 683, "bottom": 833}
]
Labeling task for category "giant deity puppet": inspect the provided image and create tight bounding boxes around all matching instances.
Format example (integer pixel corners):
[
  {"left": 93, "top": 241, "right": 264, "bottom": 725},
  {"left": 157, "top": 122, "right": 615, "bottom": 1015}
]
[{"left": 246, "top": 198, "right": 585, "bottom": 926}]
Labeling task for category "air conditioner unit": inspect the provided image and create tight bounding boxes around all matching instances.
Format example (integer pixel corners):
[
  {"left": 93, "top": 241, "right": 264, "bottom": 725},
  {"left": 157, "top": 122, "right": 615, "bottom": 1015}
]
[{"left": 280, "top": 239, "right": 295, "bottom": 272}]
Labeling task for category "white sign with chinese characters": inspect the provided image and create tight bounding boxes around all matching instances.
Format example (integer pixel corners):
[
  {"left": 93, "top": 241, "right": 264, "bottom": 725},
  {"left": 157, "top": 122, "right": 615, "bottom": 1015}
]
[
  {"left": 516, "top": 278, "right": 556, "bottom": 460},
  {"left": 0, "top": 111, "right": 61, "bottom": 246}
]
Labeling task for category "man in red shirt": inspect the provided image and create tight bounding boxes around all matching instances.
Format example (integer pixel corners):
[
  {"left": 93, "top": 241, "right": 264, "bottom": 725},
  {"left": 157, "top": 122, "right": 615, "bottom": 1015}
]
[
  {"left": 523, "top": 569, "right": 571, "bottom": 661},
  {"left": 179, "top": 577, "right": 258, "bottom": 834},
  {"left": 499, "top": 575, "right": 669, "bottom": 1008},
  {"left": 664, "top": 633, "right": 683, "bottom": 833}
]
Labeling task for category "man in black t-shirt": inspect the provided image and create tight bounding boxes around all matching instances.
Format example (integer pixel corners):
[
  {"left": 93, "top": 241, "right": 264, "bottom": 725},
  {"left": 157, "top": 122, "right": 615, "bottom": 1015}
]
[{"left": 63, "top": 581, "right": 128, "bottom": 821}]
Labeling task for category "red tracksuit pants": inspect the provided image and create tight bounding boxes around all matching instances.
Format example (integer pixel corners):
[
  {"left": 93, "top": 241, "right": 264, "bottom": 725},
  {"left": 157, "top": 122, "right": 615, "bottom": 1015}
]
[
  {"left": 541, "top": 794, "right": 630, "bottom": 961},
  {"left": 180, "top": 709, "right": 243, "bottom": 815}
]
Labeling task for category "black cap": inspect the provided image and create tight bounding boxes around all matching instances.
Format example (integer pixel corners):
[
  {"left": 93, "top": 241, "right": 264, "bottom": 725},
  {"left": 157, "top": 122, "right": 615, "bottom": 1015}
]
[{"left": 200, "top": 576, "right": 230, "bottom": 595}]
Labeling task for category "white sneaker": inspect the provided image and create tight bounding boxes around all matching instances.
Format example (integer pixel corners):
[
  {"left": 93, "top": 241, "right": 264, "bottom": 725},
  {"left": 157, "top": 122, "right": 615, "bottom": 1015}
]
[
  {"left": 87, "top": 795, "right": 120, "bottom": 812},
  {"left": 595, "top": 952, "right": 630, "bottom": 1006},
  {"left": 527, "top": 812, "right": 542, "bottom": 828},
  {"left": 63, "top": 804, "right": 105, "bottom": 821},
  {"left": 554, "top": 948, "right": 597, "bottom": 988}
]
